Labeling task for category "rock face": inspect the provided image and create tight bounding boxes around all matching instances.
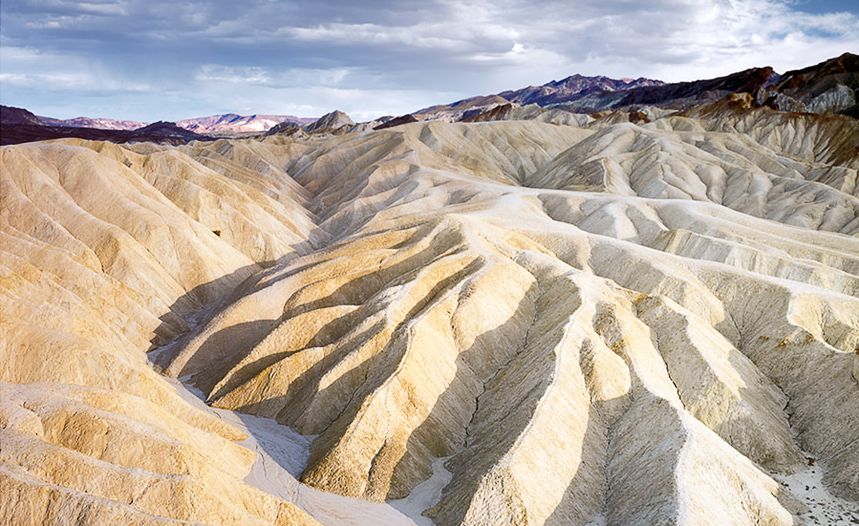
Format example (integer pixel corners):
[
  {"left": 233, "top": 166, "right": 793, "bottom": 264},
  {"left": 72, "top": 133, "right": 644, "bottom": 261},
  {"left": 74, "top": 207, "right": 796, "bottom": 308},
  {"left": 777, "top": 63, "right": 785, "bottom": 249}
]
[
  {"left": 770, "top": 52, "right": 859, "bottom": 114},
  {"left": 2, "top": 101, "right": 859, "bottom": 525}
]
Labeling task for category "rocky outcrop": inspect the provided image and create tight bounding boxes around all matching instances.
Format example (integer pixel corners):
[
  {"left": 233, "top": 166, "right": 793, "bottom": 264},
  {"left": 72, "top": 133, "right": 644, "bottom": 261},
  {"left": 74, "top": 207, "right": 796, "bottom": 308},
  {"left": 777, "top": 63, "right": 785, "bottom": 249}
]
[
  {"left": 304, "top": 110, "right": 355, "bottom": 134},
  {"left": 374, "top": 114, "right": 419, "bottom": 130},
  {"left": 773, "top": 52, "right": 859, "bottom": 114}
]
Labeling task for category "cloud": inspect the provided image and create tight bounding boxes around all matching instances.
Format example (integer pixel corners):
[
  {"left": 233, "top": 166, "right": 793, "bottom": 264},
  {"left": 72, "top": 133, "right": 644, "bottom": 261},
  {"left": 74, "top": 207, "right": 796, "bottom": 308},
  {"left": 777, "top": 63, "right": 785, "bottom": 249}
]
[
  {"left": 0, "top": 72, "right": 149, "bottom": 92},
  {"left": 0, "top": 45, "right": 152, "bottom": 92},
  {"left": 283, "top": 23, "right": 468, "bottom": 50},
  {"left": 196, "top": 64, "right": 272, "bottom": 84},
  {"left": 194, "top": 64, "right": 352, "bottom": 88},
  {"left": 0, "top": 0, "right": 856, "bottom": 120}
]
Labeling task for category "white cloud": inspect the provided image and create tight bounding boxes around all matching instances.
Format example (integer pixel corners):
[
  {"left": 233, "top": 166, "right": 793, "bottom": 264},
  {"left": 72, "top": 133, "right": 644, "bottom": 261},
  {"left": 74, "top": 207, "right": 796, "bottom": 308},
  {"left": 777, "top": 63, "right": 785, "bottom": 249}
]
[
  {"left": 196, "top": 64, "right": 271, "bottom": 84},
  {"left": 195, "top": 64, "right": 353, "bottom": 87},
  {"left": 257, "top": 0, "right": 859, "bottom": 83},
  {"left": 627, "top": 0, "right": 859, "bottom": 80},
  {"left": 0, "top": 45, "right": 152, "bottom": 92},
  {"left": 281, "top": 23, "right": 469, "bottom": 50},
  {"left": 76, "top": 1, "right": 129, "bottom": 16},
  {"left": 1, "top": 0, "right": 856, "bottom": 120}
]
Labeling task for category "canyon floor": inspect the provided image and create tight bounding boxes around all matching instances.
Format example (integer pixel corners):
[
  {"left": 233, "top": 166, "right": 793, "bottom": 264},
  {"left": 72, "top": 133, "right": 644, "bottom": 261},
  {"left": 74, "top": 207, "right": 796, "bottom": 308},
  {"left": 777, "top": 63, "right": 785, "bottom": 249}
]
[{"left": 2, "top": 102, "right": 859, "bottom": 525}]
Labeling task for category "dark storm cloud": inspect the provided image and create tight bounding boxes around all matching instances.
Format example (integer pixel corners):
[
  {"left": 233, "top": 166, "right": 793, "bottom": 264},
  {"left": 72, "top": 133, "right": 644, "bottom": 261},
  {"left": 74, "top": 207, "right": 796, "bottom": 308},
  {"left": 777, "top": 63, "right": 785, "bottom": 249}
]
[{"left": 1, "top": 0, "right": 857, "bottom": 121}]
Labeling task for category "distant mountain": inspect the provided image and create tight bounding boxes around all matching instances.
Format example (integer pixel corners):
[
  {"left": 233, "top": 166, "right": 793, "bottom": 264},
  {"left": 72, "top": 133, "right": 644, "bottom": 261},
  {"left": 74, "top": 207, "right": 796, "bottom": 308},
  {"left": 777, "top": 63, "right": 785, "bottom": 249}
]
[
  {"left": 38, "top": 116, "right": 146, "bottom": 130},
  {"left": 0, "top": 105, "right": 322, "bottom": 145},
  {"left": 415, "top": 54, "right": 858, "bottom": 120},
  {"left": 579, "top": 66, "right": 779, "bottom": 111},
  {"left": 413, "top": 76, "right": 663, "bottom": 119},
  {"left": 0, "top": 108, "right": 210, "bottom": 146},
  {"left": 6, "top": 109, "right": 317, "bottom": 133},
  {"left": 177, "top": 113, "right": 316, "bottom": 134},
  {"left": 498, "top": 74, "right": 663, "bottom": 106},
  {"left": 0, "top": 105, "right": 44, "bottom": 126},
  {"left": 1, "top": 106, "right": 145, "bottom": 131},
  {"left": 129, "top": 121, "right": 209, "bottom": 143}
]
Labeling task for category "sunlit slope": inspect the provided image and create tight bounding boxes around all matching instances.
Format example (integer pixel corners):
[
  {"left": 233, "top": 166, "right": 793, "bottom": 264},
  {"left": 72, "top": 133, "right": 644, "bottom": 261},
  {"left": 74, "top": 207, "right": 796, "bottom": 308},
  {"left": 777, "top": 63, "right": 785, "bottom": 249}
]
[{"left": 0, "top": 140, "right": 320, "bottom": 525}]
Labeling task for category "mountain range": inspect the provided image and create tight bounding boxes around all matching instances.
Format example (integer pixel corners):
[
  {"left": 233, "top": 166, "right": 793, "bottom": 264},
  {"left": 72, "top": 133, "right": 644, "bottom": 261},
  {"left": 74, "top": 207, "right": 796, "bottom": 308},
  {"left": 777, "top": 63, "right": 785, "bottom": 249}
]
[
  {"left": 37, "top": 115, "right": 147, "bottom": 130},
  {"left": 499, "top": 75, "right": 663, "bottom": 106},
  {"left": 3, "top": 53, "right": 856, "bottom": 146},
  {"left": 177, "top": 113, "right": 317, "bottom": 134},
  {"left": 0, "top": 109, "right": 318, "bottom": 136},
  {"left": 412, "top": 52, "right": 857, "bottom": 120},
  {"left": 0, "top": 106, "right": 213, "bottom": 146}
]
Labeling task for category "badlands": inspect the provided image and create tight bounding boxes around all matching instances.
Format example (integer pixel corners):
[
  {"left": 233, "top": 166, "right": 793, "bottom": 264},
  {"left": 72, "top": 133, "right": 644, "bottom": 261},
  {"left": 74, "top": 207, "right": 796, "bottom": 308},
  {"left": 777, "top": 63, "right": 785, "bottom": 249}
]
[{"left": 2, "top": 94, "right": 859, "bottom": 525}]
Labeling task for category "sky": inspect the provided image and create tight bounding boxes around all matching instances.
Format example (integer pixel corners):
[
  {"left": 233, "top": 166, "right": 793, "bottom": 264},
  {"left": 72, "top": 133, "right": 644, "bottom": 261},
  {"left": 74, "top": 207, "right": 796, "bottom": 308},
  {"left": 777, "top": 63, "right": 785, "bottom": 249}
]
[{"left": 0, "top": 0, "right": 857, "bottom": 122}]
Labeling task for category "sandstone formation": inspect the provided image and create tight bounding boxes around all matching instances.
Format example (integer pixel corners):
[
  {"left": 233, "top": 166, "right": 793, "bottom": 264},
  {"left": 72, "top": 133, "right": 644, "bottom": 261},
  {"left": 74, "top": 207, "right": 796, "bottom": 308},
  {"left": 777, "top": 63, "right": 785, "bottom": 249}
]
[{"left": 2, "top": 101, "right": 858, "bottom": 525}]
